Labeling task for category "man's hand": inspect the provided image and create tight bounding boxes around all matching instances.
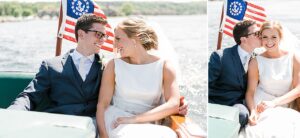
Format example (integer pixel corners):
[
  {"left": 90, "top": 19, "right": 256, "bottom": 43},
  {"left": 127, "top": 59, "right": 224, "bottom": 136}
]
[
  {"left": 248, "top": 110, "right": 259, "bottom": 126},
  {"left": 99, "top": 134, "right": 109, "bottom": 138}
]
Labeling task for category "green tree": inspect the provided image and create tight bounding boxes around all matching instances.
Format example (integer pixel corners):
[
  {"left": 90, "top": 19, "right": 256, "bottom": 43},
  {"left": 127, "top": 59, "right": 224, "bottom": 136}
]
[
  {"left": 120, "top": 3, "right": 134, "bottom": 16},
  {"left": 0, "top": 4, "right": 4, "bottom": 16},
  {"left": 12, "top": 9, "right": 21, "bottom": 17},
  {"left": 22, "top": 9, "right": 32, "bottom": 17}
]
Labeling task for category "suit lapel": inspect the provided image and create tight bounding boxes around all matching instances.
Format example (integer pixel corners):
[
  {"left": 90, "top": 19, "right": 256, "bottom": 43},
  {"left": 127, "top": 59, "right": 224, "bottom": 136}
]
[
  {"left": 85, "top": 54, "right": 101, "bottom": 82},
  {"left": 61, "top": 49, "right": 85, "bottom": 97},
  {"left": 85, "top": 54, "right": 102, "bottom": 98},
  {"left": 231, "top": 45, "right": 246, "bottom": 88}
]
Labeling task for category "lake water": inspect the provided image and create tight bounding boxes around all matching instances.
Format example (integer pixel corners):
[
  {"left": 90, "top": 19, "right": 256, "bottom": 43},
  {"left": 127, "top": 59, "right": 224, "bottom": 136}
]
[
  {"left": 0, "top": 15, "right": 207, "bottom": 130},
  {"left": 208, "top": 0, "right": 300, "bottom": 53}
]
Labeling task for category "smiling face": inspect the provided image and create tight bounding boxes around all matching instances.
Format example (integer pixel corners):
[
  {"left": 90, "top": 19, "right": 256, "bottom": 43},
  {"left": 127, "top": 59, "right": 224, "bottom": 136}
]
[
  {"left": 261, "top": 28, "right": 281, "bottom": 51},
  {"left": 114, "top": 27, "right": 136, "bottom": 57},
  {"left": 259, "top": 21, "right": 283, "bottom": 53},
  {"left": 75, "top": 14, "right": 108, "bottom": 55},
  {"left": 79, "top": 23, "right": 106, "bottom": 54}
]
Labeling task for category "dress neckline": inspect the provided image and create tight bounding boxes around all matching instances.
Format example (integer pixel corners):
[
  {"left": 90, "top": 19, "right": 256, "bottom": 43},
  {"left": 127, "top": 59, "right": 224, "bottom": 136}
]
[
  {"left": 118, "top": 58, "right": 162, "bottom": 66},
  {"left": 259, "top": 52, "right": 290, "bottom": 60}
]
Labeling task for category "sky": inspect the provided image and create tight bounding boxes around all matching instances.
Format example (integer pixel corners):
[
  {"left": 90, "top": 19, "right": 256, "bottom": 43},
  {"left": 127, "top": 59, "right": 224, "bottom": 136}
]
[{"left": 0, "top": 0, "right": 204, "bottom": 2}]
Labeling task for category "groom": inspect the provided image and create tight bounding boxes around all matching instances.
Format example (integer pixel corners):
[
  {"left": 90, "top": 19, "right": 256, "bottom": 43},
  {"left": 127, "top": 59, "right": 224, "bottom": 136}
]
[
  {"left": 8, "top": 14, "right": 107, "bottom": 116},
  {"left": 209, "top": 20, "right": 261, "bottom": 128}
]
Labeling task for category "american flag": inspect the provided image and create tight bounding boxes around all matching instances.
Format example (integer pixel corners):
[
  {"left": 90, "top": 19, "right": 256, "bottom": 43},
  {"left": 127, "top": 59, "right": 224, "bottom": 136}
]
[
  {"left": 58, "top": 0, "right": 114, "bottom": 52},
  {"left": 220, "top": 0, "right": 267, "bottom": 37}
]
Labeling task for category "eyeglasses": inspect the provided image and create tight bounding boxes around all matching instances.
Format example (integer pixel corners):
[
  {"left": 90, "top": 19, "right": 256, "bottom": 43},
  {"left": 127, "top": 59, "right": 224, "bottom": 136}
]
[
  {"left": 244, "top": 31, "right": 260, "bottom": 37},
  {"left": 87, "top": 30, "right": 108, "bottom": 39}
]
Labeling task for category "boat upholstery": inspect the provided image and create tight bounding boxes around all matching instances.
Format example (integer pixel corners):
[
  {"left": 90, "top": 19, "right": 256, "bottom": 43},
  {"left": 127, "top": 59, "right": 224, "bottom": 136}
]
[
  {"left": 0, "top": 72, "right": 96, "bottom": 137},
  {"left": 208, "top": 103, "right": 240, "bottom": 138},
  {"left": 0, "top": 71, "right": 35, "bottom": 108},
  {"left": 0, "top": 109, "right": 95, "bottom": 138}
]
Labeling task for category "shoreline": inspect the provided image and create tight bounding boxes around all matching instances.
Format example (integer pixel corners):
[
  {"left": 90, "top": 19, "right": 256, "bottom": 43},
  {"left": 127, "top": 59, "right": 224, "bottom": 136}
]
[
  {"left": 0, "top": 14, "right": 204, "bottom": 23},
  {"left": 0, "top": 16, "right": 58, "bottom": 23}
]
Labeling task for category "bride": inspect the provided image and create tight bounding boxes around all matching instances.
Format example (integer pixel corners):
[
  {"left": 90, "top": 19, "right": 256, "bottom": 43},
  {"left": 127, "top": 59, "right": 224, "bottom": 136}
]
[
  {"left": 96, "top": 17, "right": 181, "bottom": 138},
  {"left": 240, "top": 21, "right": 300, "bottom": 137}
]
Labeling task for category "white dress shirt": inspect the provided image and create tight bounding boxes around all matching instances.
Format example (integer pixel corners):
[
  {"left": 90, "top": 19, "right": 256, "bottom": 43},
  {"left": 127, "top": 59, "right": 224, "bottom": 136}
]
[
  {"left": 71, "top": 50, "right": 95, "bottom": 81},
  {"left": 238, "top": 46, "right": 251, "bottom": 72}
]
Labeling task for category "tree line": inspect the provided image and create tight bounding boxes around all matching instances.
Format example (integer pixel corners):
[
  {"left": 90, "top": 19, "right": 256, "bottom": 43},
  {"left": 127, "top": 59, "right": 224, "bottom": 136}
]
[{"left": 0, "top": 1, "right": 206, "bottom": 18}]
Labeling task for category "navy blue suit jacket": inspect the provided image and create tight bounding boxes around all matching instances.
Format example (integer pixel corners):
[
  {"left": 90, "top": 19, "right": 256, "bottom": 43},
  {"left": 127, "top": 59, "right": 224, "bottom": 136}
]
[
  {"left": 8, "top": 49, "right": 103, "bottom": 117},
  {"left": 209, "top": 45, "right": 248, "bottom": 106}
]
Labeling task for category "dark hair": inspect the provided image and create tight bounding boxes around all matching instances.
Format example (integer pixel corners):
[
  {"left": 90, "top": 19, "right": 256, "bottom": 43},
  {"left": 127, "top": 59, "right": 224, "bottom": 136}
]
[
  {"left": 75, "top": 14, "right": 107, "bottom": 41},
  {"left": 233, "top": 20, "right": 256, "bottom": 45},
  {"left": 117, "top": 17, "right": 158, "bottom": 50}
]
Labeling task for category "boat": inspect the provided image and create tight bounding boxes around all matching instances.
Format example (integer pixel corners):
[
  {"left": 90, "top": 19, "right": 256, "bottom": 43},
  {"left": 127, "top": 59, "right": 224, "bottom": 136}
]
[
  {"left": 207, "top": 0, "right": 266, "bottom": 137},
  {"left": 0, "top": 0, "right": 206, "bottom": 137},
  {"left": 0, "top": 71, "right": 205, "bottom": 138},
  {"left": 0, "top": 72, "right": 96, "bottom": 138}
]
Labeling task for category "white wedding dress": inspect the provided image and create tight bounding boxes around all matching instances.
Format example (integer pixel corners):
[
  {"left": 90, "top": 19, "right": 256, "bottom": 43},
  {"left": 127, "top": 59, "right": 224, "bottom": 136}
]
[
  {"left": 240, "top": 53, "right": 300, "bottom": 138},
  {"left": 254, "top": 53, "right": 293, "bottom": 106},
  {"left": 104, "top": 58, "right": 177, "bottom": 138}
]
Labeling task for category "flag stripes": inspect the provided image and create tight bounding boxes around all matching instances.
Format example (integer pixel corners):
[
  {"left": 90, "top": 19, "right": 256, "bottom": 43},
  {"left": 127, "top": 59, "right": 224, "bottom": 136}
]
[
  {"left": 221, "top": 0, "right": 267, "bottom": 37},
  {"left": 59, "top": 0, "right": 114, "bottom": 52}
]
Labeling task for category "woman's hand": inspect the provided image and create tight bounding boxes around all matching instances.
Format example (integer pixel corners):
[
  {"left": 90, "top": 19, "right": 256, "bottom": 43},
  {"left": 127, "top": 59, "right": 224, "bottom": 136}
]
[
  {"left": 257, "top": 101, "right": 276, "bottom": 113},
  {"left": 248, "top": 111, "right": 259, "bottom": 126},
  {"left": 99, "top": 134, "right": 109, "bottom": 138},
  {"left": 113, "top": 116, "right": 136, "bottom": 128},
  {"left": 178, "top": 96, "right": 188, "bottom": 116}
]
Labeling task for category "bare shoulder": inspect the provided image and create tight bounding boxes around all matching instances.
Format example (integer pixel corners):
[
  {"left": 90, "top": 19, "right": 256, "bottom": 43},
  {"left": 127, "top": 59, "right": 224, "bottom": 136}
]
[
  {"left": 163, "top": 60, "right": 177, "bottom": 77},
  {"left": 103, "top": 59, "right": 115, "bottom": 73},
  {"left": 293, "top": 53, "right": 300, "bottom": 65},
  {"left": 249, "top": 57, "right": 258, "bottom": 68}
]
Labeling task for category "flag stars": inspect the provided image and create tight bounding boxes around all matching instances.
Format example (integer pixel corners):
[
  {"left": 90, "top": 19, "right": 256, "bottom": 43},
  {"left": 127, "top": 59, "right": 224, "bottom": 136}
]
[
  {"left": 63, "top": 0, "right": 114, "bottom": 52},
  {"left": 70, "top": 0, "right": 90, "bottom": 15},
  {"left": 229, "top": 1, "right": 243, "bottom": 16},
  {"left": 222, "top": 0, "right": 266, "bottom": 37}
]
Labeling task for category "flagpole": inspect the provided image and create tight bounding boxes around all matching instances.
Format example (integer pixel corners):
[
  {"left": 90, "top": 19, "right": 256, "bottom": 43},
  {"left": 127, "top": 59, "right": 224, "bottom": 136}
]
[
  {"left": 216, "top": 4, "right": 224, "bottom": 50},
  {"left": 55, "top": 1, "right": 63, "bottom": 56}
]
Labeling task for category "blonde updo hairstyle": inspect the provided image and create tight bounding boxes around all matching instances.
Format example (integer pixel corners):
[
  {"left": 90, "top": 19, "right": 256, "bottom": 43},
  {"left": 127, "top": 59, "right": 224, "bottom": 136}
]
[
  {"left": 259, "top": 21, "right": 283, "bottom": 40},
  {"left": 117, "top": 18, "right": 158, "bottom": 50}
]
